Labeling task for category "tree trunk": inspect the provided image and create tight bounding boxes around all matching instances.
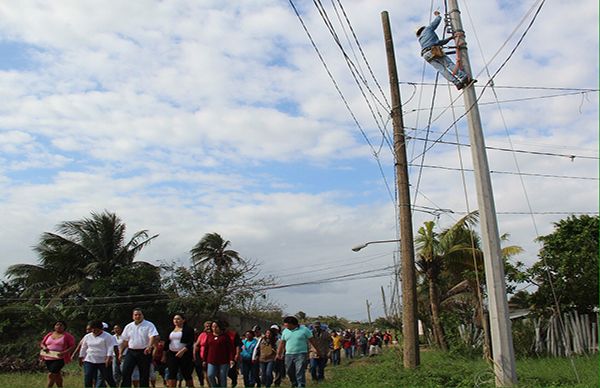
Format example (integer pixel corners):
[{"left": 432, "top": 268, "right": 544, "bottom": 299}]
[
  {"left": 472, "top": 287, "right": 492, "bottom": 359},
  {"left": 428, "top": 274, "right": 448, "bottom": 351}
]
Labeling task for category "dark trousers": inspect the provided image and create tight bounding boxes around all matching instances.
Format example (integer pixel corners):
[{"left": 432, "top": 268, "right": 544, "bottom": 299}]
[
  {"left": 331, "top": 349, "right": 341, "bottom": 365},
  {"left": 121, "top": 350, "right": 152, "bottom": 387},
  {"left": 241, "top": 359, "right": 259, "bottom": 387},
  {"left": 309, "top": 357, "right": 326, "bottom": 382},
  {"left": 228, "top": 363, "right": 239, "bottom": 387},
  {"left": 166, "top": 350, "right": 193, "bottom": 381},
  {"left": 194, "top": 356, "right": 205, "bottom": 386},
  {"left": 273, "top": 359, "right": 285, "bottom": 386},
  {"left": 84, "top": 362, "right": 115, "bottom": 388}
]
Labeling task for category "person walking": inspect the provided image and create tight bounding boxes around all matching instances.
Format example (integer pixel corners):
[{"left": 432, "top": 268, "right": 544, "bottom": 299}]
[
  {"left": 253, "top": 328, "right": 277, "bottom": 388},
  {"left": 79, "top": 320, "right": 117, "bottom": 388},
  {"left": 202, "top": 320, "right": 236, "bottom": 388},
  {"left": 112, "top": 325, "right": 124, "bottom": 386},
  {"left": 330, "top": 332, "right": 342, "bottom": 366},
  {"left": 40, "top": 320, "right": 76, "bottom": 388},
  {"left": 120, "top": 308, "right": 159, "bottom": 388},
  {"left": 308, "top": 322, "right": 330, "bottom": 383},
  {"left": 416, "top": 10, "right": 473, "bottom": 90},
  {"left": 269, "top": 325, "right": 285, "bottom": 387},
  {"left": 164, "top": 313, "right": 195, "bottom": 388},
  {"left": 276, "top": 316, "right": 323, "bottom": 388},
  {"left": 240, "top": 330, "right": 259, "bottom": 387},
  {"left": 193, "top": 321, "right": 212, "bottom": 387}
]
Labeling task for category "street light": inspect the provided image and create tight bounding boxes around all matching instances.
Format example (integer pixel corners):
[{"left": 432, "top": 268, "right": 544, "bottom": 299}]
[{"left": 351, "top": 239, "right": 401, "bottom": 252}]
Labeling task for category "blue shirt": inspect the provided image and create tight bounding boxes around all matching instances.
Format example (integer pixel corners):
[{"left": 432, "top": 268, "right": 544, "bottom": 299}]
[
  {"left": 281, "top": 326, "right": 313, "bottom": 355},
  {"left": 418, "top": 16, "right": 452, "bottom": 50},
  {"left": 241, "top": 338, "right": 258, "bottom": 360}
]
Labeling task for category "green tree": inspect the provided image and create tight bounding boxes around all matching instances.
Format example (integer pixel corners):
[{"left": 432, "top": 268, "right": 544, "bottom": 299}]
[
  {"left": 529, "top": 215, "right": 599, "bottom": 314},
  {"left": 6, "top": 211, "right": 158, "bottom": 304},
  {"left": 415, "top": 212, "right": 478, "bottom": 351},
  {"left": 163, "top": 234, "right": 276, "bottom": 319},
  {"left": 190, "top": 232, "right": 242, "bottom": 268}
]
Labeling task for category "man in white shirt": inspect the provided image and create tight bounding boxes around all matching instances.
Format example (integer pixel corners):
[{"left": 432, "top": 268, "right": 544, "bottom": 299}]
[
  {"left": 119, "top": 308, "right": 159, "bottom": 388},
  {"left": 80, "top": 320, "right": 117, "bottom": 388}
]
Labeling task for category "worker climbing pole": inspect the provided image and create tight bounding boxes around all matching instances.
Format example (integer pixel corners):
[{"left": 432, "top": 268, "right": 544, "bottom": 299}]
[{"left": 415, "top": 8, "right": 475, "bottom": 90}]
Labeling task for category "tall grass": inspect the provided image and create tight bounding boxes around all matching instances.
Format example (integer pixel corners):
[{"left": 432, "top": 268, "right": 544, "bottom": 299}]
[{"left": 320, "top": 348, "right": 598, "bottom": 388}]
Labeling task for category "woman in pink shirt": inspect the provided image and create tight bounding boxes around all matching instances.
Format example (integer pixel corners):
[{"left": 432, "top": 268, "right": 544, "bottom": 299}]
[{"left": 40, "top": 320, "right": 76, "bottom": 388}]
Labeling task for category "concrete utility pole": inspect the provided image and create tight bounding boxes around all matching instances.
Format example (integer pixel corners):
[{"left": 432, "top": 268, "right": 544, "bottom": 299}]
[
  {"left": 366, "top": 299, "right": 372, "bottom": 326},
  {"left": 446, "top": 1, "right": 517, "bottom": 385},
  {"left": 381, "top": 286, "right": 389, "bottom": 319},
  {"left": 381, "top": 10, "right": 420, "bottom": 369}
]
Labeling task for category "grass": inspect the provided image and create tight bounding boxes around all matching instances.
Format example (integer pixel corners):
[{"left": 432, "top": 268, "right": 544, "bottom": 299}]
[
  {"left": 0, "top": 351, "right": 597, "bottom": 387},
  {"left": 319, "top": 348, "right": 599, "bottom": 388}
]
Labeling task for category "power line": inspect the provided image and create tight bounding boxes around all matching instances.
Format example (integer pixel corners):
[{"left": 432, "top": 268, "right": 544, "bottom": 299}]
[
  {"left": 405, "top": 90, "right": 597, "bottom": 113},
  {"left": 287, "top": 0, "right": 396, "bottom": 205},
  {"left": 400, "top": 82, "right": 599, "bottom": 92},
  {"left": 410, "top": 0, "right": 549, "bottom": 163},
  {"left": 406, "top": 135, "right": 599, "bottom": 160},
  {"left": 408, "top": 163, "right": 599, "bottom": 181}
]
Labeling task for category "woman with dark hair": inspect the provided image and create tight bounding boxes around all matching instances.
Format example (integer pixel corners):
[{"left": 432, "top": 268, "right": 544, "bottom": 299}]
[
  {"left": 40, "top": 320, "right": 76, "bottom": 388},
  {"left": 254, "top": 328, "right": 277, "bottom": 387},
  {"left": 202, "top": 320, "right": 235, "bottom": 388},
  {"left": 162, "top": 313, "right": 195, "bottom": 387},
  {"left": 79, "top": 320, "right": 117, "bottom": 388}
]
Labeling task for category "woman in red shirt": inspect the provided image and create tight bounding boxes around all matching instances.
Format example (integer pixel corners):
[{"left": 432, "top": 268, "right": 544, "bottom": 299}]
[
  {"left": 40, "top": 320, "right": 76, "bottom": 388},
  {"left": 202, "top": 320, "right": 235, "bottom": 388}
]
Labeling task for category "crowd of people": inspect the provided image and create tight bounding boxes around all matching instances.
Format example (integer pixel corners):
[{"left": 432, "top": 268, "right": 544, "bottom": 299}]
[{"left": 39, "top": 308, "right": 396, "bottom": 388}]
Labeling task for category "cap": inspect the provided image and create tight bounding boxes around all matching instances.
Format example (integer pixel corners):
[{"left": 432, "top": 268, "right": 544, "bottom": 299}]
[
  {"left": 252, "top": 325, "right": 261, "bottom": 331},
  {"left": 270, "top": 324, "right": 279, "bottom": 330}
]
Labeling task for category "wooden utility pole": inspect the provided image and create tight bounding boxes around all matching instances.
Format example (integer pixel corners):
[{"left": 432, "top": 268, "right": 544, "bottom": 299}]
[
  {"left": 366, "top": 299, "right": 373, "bottom": 326},
  {"left": 446, "top": 1, "right": 517, "bottom": 385},
  {"left": 381, "top": 10, "right": 420, "bottom": 368}
]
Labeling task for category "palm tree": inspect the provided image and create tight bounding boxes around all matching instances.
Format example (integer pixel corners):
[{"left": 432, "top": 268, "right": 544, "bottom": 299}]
[
  {"left": 7, "top": 211, "right": 158, "bottom": 301},
  {"left": 190, "top": 233, "right": 241, "bottom": 268},
  {"left": 415, "top": 212, "right": 479, "bottom": 350}
]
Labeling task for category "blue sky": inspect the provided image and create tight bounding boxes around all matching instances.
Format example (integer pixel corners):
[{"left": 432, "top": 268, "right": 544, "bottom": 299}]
[{"left": 0, "top": 0, "right": 598, "bottom": 320}]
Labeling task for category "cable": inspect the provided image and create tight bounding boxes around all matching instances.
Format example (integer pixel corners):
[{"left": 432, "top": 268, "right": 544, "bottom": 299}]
[
  {"left": 406, "top": 135, "right": 600, "bottom": 160},
  {"left": 405, "top": 90, "right": 598, "bottom": 113},
  {"left": 399, "top": 82, "right": 599, "bottom": 92},
  {"left": 287, "top": 0, "right": 396, "bottom": 205},
  {"left": 410, "top": 0, "right": 549, "bottom": 162},
  {"left": 408, "top": 163, "right": 599, "bottom": 181},
  {"left": 332, "top": 0, "right": 391, "bottom": 109}
]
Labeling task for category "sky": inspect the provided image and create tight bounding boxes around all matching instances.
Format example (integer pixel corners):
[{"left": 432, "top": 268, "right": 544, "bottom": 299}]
[{"left": 0, "top": 0, "right": 598, "bottom": 322}]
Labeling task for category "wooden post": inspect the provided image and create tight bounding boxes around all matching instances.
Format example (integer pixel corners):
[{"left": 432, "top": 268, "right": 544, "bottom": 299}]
[{"left": 381, "top": 10, "right": 420, "bottom": 368}]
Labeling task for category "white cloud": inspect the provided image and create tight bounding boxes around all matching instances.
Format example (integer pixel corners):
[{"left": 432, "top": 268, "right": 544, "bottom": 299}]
[{"left": 0, "top": 0, "right": 597, "bottom": 320}]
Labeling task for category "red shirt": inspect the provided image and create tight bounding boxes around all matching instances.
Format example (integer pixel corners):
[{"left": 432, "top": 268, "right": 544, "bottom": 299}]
[{"left": 203, "top": 333, "right": 234, "bottom": 365}]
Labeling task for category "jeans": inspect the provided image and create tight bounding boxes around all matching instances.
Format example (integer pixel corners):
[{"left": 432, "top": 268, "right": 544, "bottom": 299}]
[
  {"left": 331, "top": 349, "right": 340, "bottom": 365},
  {"left": 259, "top": 360, "right": 274, "bottom": 387},
  {"left": 83, "top": 362, "right": 115, "bottom": 388},
  {"left": 121, "top": 349, "right": 152, "bottom": 387},
  {"left": 309, "top": 358, "right": 326, "bottom": 382},
  {"left": 112, "top": 357, "right": 122, "bottom": 386},
  {"left": 423, "top": 50, "right": 468, "bottom": 86},
  {"left": 284, "top": 353, "right": 308, "bottom": 387},
  {"left": 207, "top": 363, "right": 229, "bottom": 387},
  {"left": 241, "top": 359, "right": 259, "bottom": 387},
  {"left": 344, "top": 347, "right": 352, "bottom": 359}
]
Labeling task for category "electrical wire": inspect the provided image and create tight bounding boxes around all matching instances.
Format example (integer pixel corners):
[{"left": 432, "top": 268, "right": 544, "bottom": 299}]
[
  {"left": 406, "top": 135, "right": 600, "bottom": 160},
  {"left": 408, "top": 163, "right": 599, "bottom": 181}
]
